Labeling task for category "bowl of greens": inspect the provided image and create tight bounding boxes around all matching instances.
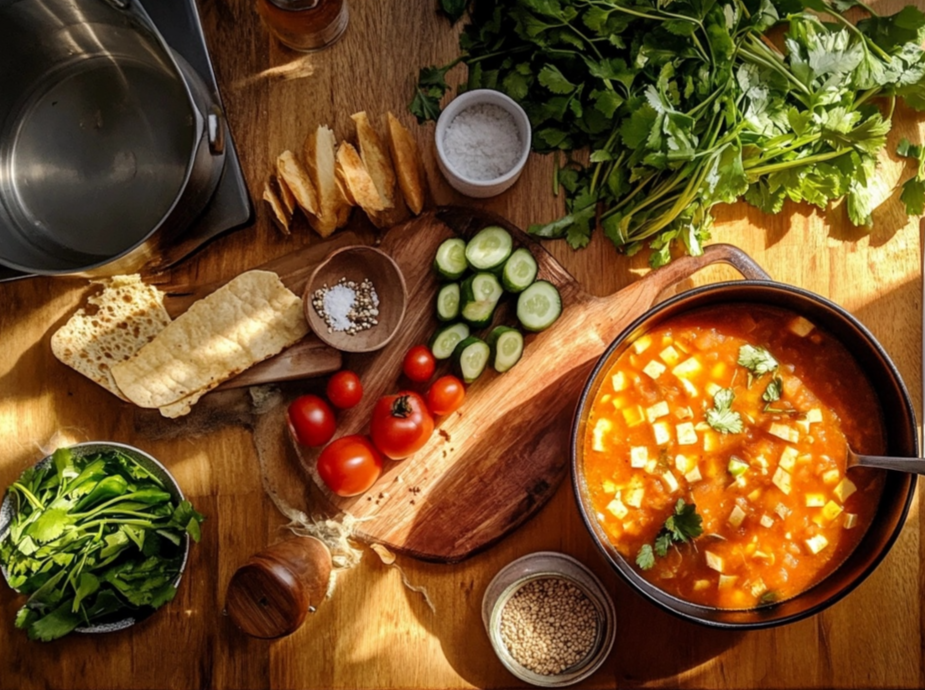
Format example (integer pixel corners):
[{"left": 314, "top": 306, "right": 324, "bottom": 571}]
[{"left": 0, "top": 442, "right": 204, "bottom": 641}]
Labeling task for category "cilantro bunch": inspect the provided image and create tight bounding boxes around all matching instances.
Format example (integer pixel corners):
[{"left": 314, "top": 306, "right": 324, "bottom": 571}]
[
  {"left": 412, "top": 0, "right": 925, "bottom": 265},
  {"left": 0, "top": 447, "right": 204, "bottom": 641}
]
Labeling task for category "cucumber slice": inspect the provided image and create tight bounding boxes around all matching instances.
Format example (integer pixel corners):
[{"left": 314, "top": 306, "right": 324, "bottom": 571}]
[
  {"left": 436, "top": 283, "right": 460, "bottom": 322},
  {"left": 460, "top": 272, "right": 504, "bottom": 328},
  {"left": 487, "top": 326, "right": 524, "bottom": 373},
  {"left": 452, "top": 336, "right": 490, "bottom": 383},
  {"left": 433, "top": 237, "right": 468, "bottom": 280},
  {"left": 501, "top": 248, "right": 538, "bottom": 293},
  {"left": 429, "top": 322, "right": 470, "bottom": 360},
  {"left": 516, "top": 280, "right": 562, "bottom": 332},
  {"left": 465, "top": 226, "right": 513, "bottom": 272}
]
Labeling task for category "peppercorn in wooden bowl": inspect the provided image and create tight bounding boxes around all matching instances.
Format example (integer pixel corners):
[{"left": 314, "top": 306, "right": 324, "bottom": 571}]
[{"left": 303, "top": 245, "right": 407, "bottom": 353}]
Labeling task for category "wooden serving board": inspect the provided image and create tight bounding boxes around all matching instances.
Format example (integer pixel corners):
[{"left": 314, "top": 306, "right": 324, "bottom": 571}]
[{"left": 261, "top": 207, "right": 771, "bottom": 563}]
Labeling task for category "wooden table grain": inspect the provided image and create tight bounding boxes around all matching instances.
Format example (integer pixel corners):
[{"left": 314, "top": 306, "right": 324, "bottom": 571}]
[{"left": 1, "top": 1, "right": 924, "bottom": 688}]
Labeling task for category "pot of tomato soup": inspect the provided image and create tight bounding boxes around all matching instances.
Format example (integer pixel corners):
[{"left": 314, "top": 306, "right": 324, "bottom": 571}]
[{"left": 571, "top": 280, "right": 916, "bottom": 628}]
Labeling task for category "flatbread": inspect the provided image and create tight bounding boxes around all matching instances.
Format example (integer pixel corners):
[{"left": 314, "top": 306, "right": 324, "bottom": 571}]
[
  {"left": 51, "top": 275, "right": 171, "bottom": 400},
  {"left": 111, "top": 270, "right": 308, "bottom": 417}
]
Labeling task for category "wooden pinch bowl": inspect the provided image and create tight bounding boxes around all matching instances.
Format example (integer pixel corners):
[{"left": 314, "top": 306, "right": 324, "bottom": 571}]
[{"left": 303, "top": 245, "right": 407, "bottom": 353}]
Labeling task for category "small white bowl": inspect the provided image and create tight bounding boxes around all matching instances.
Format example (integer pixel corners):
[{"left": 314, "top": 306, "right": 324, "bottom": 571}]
[{"left": 435, "top": 89, "right": 532, "bottom": 198}]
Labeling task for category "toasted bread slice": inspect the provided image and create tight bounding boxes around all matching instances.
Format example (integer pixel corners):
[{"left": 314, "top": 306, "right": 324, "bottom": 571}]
[
  {"left": 276, "top": 150, "right": 319, "bottom": 218},
  {"left": 351, "top": 111, "right": 409, "bottom": 228},
  {"left": 302, "top": 125, "right": 351, "bottom": 237},
  {"left": 336, "top": 142, "right": 387, "bottom": 213},
  {"left": 263, "top": 177, "right": 292, "bottom": 235},
  {"left": 386, "top": 112, "right": 427, "bottom": 215}
]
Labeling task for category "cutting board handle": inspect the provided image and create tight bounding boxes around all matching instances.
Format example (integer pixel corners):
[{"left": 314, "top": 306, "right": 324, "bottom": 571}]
[{"left": 641, "top": 243, "right": 771, "bottom": 296}]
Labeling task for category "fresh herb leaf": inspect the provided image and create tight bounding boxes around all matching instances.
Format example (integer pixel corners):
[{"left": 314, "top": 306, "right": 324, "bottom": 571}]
[
  {"left": 636, "top": 499, "right": 703, "bottom": 570},
  {"left": 737, "top": 344, "right": 779, "bottom": 376},
  {"left": 636, "top": 543, "right": 656, "bottom": 570},
  {"left": 762, "top": 376, "right": 783, "bottom": 403},
  {"left": 438, "top": 0, "right": 469, "bottom": 23},
  {"left": 409, "top": 64, "right": 453, "bottom": 124},
  {"left": 706, "top": 388, "right": 744, "bottom": 434},
  {"left": 664, "top": 499, "right": 704, "bottom": 543}
]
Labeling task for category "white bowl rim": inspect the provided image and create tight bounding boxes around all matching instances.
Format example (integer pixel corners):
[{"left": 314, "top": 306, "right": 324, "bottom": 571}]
[{"left": 435, "top": 88, "right": 532, "bottom": 188}]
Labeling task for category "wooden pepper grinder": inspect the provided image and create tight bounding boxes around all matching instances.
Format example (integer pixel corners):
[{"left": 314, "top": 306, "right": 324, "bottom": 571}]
[{"left": 225, "top": 536, "right": 333, "bottom": 638}]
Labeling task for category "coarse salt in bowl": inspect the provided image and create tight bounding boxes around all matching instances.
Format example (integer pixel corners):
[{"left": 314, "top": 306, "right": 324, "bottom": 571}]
[
  {"left": 435, "top": 89, "right": 532, "bottom": 198},
  {"left": 482, "top": 552, "right": 616, "bottom": 687}
]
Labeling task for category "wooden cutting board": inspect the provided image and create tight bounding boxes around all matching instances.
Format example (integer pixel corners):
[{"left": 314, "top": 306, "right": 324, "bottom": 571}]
[{"left": 254, "top": 207, "right": 771, "bottom": 563}]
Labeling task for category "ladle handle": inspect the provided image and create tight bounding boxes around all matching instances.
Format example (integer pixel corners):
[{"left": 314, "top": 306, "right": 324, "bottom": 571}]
[{"left": 853, "top": 454, "right": 925, "bottom": 475}]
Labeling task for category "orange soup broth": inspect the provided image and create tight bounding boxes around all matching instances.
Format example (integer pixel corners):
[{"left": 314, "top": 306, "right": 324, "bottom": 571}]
[{"left": 582, "top": 305, "right": 885, "bottom": 609}]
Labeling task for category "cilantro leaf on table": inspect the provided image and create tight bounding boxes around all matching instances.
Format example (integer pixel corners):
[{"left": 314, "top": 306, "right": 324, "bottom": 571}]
[{"left": 439, "top": 0, "right": 470, "bottom": 24}]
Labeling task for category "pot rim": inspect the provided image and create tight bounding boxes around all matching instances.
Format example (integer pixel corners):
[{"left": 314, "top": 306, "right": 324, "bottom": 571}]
[{"left": 570, "top": 278, "right": 918, "bottom": 629}]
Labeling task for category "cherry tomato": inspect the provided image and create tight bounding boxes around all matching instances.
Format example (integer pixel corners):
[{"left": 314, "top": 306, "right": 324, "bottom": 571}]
[
  {"left": 316, "top": 435, "right": 383, "bottom": 497},
  {"left": 287, "top": 395, "right": 336, "bottom": 447},
  {"left": 402, "top": 345, "right": 436, "bottom": 383},
  {"left": 370, "top": 391, "right": 435, "bottom": 460},
  {"left": 425, "top": 375, "right": 466, "bottom": 416},
  {"left": 326, "top": 370, "right": 363, "bottom": 409}
]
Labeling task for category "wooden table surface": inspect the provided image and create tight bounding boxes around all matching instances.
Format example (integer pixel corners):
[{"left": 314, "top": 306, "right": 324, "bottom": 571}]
[{"left": 2, "top": 1, "right": 925, "bottom": 688}]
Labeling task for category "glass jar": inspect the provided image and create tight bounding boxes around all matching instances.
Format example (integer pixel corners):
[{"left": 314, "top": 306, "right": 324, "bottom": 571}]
[
  {"left": 481, "top": 552, "right": 617, "bottom": 687},
  {"left": 256, "top": 0, "right": 348, "bottom": 52}
]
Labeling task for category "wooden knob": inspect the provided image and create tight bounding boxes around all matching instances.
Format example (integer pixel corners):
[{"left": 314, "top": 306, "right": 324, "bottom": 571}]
[{"left": 225, "top": 536, "right": 333, "bottom": 638}]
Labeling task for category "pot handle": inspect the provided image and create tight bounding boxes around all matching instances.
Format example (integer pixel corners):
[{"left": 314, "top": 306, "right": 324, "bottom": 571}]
[{"left": 641, "top": 243, "right": 771, "bottom": 296}]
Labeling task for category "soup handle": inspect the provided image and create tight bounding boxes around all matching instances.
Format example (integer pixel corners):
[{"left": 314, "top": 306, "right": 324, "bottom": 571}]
[{"left": 643, "top": 243, "right": 772, "bottom": 296}]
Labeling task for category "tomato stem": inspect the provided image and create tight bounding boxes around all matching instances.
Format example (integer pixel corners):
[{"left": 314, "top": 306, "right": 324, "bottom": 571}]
[{"left": 391, "top": 395, "right": 414, "bottom": 418}]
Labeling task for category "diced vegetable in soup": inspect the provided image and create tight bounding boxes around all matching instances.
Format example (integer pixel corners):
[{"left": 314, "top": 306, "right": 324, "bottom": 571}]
[{"left": 582, "top": 305, "right": 885, "bottom": 609}]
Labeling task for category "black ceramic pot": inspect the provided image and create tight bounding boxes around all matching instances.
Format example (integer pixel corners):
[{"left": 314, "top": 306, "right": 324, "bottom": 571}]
[{"left": 571, "top": 279, "right": 917, "bottom": 629}]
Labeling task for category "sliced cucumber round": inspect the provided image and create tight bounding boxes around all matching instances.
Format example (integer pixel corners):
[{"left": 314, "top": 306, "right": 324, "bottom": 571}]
[
  {"left": 516, "top": 280, "right": 562, "bottom": 332},
  {"left": 452, "top": 336, "right": 490, "bottom": 383},
  {"left": 501, "top": 248, "right": 538, "bottom": 293},
  {"left": 465, "top": 226, "right": 513, "bottom": 272},
  {"left": 428, "top": 322, "right": 470, "bottom": 360},
  {"left": 436, "top": 283, "right": 460, "bottom": 322},
  {"left": 433, "top": 237, "right": 468, "bottom": 280},
  {"left": 460, "top": 272, "right": 504, "bottom": 328},
  {"left": 487, "top": 326, "right": 524, "bottom": 373}
]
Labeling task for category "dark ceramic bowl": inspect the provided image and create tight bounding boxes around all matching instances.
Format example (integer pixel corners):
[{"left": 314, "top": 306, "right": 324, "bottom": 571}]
[{"left": 571, "top": 281, "right": 917, "bottom": 629}]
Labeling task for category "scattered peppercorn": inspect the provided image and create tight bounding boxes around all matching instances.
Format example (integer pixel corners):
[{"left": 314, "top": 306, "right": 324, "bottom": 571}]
[{"left": 499, "top": 577, "right": 598, "bottom": 676}]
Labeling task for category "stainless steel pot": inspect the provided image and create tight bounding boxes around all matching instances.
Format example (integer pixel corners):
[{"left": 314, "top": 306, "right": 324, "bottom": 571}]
[{"left": 0, "top": 0, "right": 226, "bottom": 275}]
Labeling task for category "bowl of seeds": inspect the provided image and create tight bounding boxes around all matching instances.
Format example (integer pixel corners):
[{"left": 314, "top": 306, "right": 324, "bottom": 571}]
[
  {"left": 304, "top": 245, "right": 407, "bottom": 353},
  {"left": 482, "top": 551, "right": 616, "bottom": 687}
]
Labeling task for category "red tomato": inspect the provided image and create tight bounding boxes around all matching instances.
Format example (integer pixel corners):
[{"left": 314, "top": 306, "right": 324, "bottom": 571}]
[
  {"left": 402, "top": 345, "right": 436, "bottom": 383},
  {"left": 326, "top": 370, "right": 363, "bottom": 409},
  {"left": 425, "top": 375, "right": 466, "bottom": 416},
  {"left": 370, "top": 391, "right": 435, "bottom": 460},
  {"left": 316, "top": 435, "right": 383, "bottom": 497},
  {"left": 287, "top": 395, "right": 336, "bottom": 447}
]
